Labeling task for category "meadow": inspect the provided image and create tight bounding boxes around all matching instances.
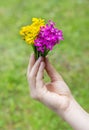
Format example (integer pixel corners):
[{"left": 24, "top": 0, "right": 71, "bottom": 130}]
[{"left": 0, "top": 0, "right": 89, "bottom": 129}]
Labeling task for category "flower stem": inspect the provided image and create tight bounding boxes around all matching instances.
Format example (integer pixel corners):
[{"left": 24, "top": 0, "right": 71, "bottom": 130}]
[
  {"left": 32, "top": 45, "right": 38, "bottom": 60},
  {"left": 32, "top": 45, "right": 49, "bottom": 59}
]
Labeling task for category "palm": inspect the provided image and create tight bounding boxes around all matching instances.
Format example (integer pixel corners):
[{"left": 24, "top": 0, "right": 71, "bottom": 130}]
[
  {"left": 46, "top": 81, "right": 70, "bottom": 96},
  {"left": 42, "top": 81, "right": 71, "bottom": 111}
]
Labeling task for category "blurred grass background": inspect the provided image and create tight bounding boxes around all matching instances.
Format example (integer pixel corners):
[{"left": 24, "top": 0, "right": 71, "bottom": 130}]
[{"left": 0, "top": 0, "right": 89, "bottom": 129}]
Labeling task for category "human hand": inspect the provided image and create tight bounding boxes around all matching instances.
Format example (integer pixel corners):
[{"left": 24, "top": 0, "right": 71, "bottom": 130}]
[
  {"left": 27, "top": 54, "right": 72, "bottom": 115},
  {"left": 27, "top": 54, "right": 89, "bottom": 130}
]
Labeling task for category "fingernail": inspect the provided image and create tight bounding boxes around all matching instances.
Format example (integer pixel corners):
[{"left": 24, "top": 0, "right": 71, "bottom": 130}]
[{"left": 38, "top": 56, "right": 42, "bottom": 61}]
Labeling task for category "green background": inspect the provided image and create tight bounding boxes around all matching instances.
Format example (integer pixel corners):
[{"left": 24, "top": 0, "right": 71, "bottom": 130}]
[{"left": 0, "top": 0, "right": 89, "bottom": 129}]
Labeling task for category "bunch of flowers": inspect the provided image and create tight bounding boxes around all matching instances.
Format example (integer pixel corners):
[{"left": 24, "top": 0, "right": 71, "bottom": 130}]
[{"left": 20, "top": 18, "right": 64, "bottom": 59}]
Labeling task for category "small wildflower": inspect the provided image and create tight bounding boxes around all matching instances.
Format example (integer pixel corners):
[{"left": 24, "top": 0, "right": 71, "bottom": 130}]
[
  {"left": 34, "top": 20, "right": 64, "bottom": 53},
  {"left": 20, "top": 18, "right": 45, "bottom": 44}
]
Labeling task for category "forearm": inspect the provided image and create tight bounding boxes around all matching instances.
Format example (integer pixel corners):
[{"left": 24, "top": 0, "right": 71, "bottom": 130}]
[{"left": 58, "top": 98, "right": 89, "bottom": 130}]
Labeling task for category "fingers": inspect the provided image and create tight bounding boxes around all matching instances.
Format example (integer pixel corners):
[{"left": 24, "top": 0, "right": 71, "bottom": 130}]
[
  {"left": 36, "top": 62, "right": 45, "bottom": 81},
  {"left": 36, "top": 62, "right": 45, "bottom": 88},
  {"left": 27, "top": 56, "right": 43, "bottom": 89},
  {"left": 29, "top": 57, "right": 42, "bottom": 78},
  {"left": 27, "top": 56, "right": 43, "bottom": 98},
  {"left": 27, "top": 56, "right": 45, "bottom": 100},
  {"left": 45, "top": 57, "right": 63, "bottom": 82},
  {"left": 28, "top": 53, "right": 35, "bottom": 72}
]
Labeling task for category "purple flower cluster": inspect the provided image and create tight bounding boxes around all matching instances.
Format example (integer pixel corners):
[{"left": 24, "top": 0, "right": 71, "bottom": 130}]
[{"left": 34, "top": 20, "right": 64, "bottom": 53}]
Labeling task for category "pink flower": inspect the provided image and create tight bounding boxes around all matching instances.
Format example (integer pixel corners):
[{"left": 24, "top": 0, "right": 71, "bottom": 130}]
[{"left": 34, "top": 20, "right": 64, "bottom": 53}]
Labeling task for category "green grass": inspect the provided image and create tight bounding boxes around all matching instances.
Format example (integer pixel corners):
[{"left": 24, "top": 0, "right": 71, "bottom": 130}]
[{"left": 0, "top": 0, "right": 89, "bottom": 129}]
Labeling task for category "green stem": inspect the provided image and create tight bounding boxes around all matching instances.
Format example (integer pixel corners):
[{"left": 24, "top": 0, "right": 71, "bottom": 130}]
[
  {"left": 31, "top": 45, "right": 38, "bottom": 60},
  {"left": 31, "top": 45, "right": 49, "bottom": 59},
  {"left": 43, "top": 49, "right": 50, "bottom": 57}
]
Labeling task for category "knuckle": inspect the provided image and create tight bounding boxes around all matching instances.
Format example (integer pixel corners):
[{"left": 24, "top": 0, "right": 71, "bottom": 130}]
[
  {"left": 36, "top": 95, "right": 41, "bottom": 101},
  {"left": 30, "top": 88, "right": 44, "bottom": 101},
  {"left": 30, "top": 93, "right": 37, "bottom": 99},
  {"left": 36, "top": 90, "right": 43, "bottom": 101},
  {"left": 27, "top": 74, "right": 32, "bottom": 82}
]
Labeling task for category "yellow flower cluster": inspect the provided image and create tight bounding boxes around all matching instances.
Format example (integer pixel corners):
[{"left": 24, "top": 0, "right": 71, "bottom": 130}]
[{"left": 20, "top": 18, "right": 45, "bottom": 44}]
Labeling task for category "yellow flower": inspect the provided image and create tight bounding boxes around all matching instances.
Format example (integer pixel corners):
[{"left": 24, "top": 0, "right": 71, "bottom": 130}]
[{"left": 20, "top": 18, "right": 45, "bottom": 44}]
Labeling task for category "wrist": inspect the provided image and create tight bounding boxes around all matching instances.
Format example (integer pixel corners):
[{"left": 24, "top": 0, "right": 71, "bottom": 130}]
[{"left": 61, "top": 97, "right": 89, "bottom": 130}]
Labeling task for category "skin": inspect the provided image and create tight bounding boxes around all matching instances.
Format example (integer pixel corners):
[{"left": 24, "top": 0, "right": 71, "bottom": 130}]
[{"left": 27, "top": 54, "right": 89, "bottom": 130}]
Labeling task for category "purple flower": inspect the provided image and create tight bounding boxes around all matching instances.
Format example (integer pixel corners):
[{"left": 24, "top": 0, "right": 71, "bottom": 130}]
[{"left": 34, "top": 20, "right": 64, "bottom": 53}]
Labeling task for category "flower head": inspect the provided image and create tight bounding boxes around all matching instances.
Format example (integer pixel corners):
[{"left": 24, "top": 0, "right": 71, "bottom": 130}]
[
  {"left": 34, "top": 20, "right": 64, "bottom": 53},
  {"left": 20, "top": 18, "right": 45, "bottom": 44}
]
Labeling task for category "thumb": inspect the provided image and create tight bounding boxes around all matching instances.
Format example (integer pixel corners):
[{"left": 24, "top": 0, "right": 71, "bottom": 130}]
[{"left": 44, "top": 57, "right": 63, "bottom": 82}]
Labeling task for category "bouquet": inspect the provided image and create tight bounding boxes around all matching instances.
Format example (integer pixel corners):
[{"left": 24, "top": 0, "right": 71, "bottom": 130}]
[{"left": 20, "top": 18, "right": 64, "bottom": 59}]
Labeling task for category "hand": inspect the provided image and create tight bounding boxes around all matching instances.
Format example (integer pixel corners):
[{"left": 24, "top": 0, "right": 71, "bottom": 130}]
[
  {"left": 27, "top": 54, "right": 72, "bottom": 115},
  {"left": 27, "top": 54, "right": 89, "bottom": 130}
]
